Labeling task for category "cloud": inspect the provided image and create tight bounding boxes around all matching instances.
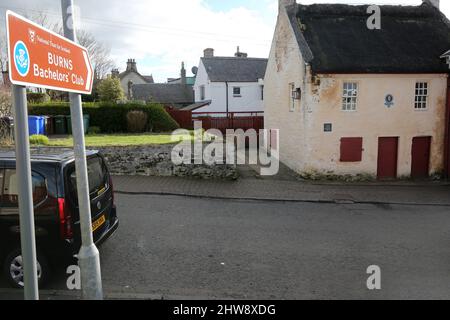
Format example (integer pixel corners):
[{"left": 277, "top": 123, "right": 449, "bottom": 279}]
[
  {"left": 75, "top": 0, "right": 277, "bottom": 82},
  {"left": 1, "top": 0, "right": 449, "bottom": 82},
  {"left": 0, "top": 0, "right": 277, "bottom": 82}
]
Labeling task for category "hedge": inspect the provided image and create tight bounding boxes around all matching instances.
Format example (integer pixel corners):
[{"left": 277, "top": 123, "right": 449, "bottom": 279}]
[
  {"left": 27, "top": 92, "right": 50, "bottom": 104},
  {"left": 28, "top": 102, "right": 180, "bottom": 133}
]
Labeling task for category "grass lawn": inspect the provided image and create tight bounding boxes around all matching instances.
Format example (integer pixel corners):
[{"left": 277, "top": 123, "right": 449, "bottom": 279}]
[{"left": 46, "top": 133, "right": 193, "bottom": 147}]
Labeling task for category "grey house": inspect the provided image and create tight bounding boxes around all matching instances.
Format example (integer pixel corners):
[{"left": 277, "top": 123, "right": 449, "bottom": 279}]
[
  {"left": 131, "top": 63, "right": 194, "bottom": 108},
  {"left": 112, "top": 59, "right": 154, "bottom": 98}
]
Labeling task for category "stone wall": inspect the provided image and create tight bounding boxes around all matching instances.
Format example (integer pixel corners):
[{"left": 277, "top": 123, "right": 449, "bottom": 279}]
[{"left": 97, "top": 144, "right": 238, "bottom": 180}]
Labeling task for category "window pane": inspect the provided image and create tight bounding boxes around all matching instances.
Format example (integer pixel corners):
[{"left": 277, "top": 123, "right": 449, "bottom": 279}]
[
  {"left": 415, "top": 82, "right": 428, "bottom": 109},
  {"left": 1, "top": 170, "right": 48, "bottom": 207},
  {"left": 342, "top": 82, "right": 358, "bottom": 111},
  {"left": 2, "top": 170, "right": 19, "bottom": 207},
  {"left": 32, "top": 173, "right": 47, "bottom": 204}
]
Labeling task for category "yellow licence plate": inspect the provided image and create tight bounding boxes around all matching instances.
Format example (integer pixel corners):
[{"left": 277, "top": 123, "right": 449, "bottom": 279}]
[{"left": 92, "top": 215, "right": 106, "bottom": 232}]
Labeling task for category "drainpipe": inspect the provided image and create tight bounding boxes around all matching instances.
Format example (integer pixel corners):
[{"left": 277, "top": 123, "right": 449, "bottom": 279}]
[
  {"left": 445, "top": 77, "right": 450, "bottom": 178},
  {"left": 225, "top": 82, "right": 229, "bottom": 117}
]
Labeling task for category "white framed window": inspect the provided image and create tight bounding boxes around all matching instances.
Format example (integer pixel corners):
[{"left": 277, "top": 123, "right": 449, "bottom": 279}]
[
  {"left": 289, "top": 83, "right": 295, "bottom": 112},
  {"left": 233, "top": 87, "right": 241, "bottom": 97},
  {"left": 415, "top": 82, "right": 428, "bottom": 110},
  {"left": 342, "top": 82, "right": 358, "bottom": 111}
]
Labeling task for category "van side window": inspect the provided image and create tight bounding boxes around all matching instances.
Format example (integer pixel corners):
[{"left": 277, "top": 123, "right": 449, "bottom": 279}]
[
  {"left": 2, "top": 170, "right": 18, "bottom": 207},
  {"left": 1, "top": 169, "right": 48, "bottom": 207},
  {"left": 32, "top": 173, "right": 48, "bottom": 204}
]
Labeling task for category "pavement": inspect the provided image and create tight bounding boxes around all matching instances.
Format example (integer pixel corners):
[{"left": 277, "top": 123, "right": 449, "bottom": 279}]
[{"left": 112, "top": 175, "right": 450, "bottom": 207}]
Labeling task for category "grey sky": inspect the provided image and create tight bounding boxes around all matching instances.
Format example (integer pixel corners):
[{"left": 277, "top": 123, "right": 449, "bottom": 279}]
[{"left": 0, "top": 1, "right": 447, "bottom": 82}]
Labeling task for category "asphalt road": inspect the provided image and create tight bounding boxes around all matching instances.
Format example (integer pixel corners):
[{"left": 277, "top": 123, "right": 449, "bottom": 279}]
[{"left": 3, "top": 193, "right": 450, "bottom": 299}]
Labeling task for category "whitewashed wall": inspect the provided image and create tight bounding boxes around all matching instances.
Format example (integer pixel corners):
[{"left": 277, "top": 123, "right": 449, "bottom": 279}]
[{"left": 194, "top": 60, "right": 265, "bottom": 114}]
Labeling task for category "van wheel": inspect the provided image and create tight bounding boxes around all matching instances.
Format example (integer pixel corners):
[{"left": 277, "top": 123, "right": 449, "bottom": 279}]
[{"left": 3, "top": 248, "right": 50, "bottom": 289}]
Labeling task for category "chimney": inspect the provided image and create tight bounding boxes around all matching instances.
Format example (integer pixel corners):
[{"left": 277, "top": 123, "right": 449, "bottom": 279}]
[
  {"left": 279, "top": 0, "right": 296, "bottom": 11},
  {"left": 111, "top": 69, "right": 120, "bottom": 78},
  {"left": 423, "top": 0, "right": 439, "bottom": 9},
  {"left": 127, "top": 80, "right": 134, "bottom": 100},
  {"left": 180, "top": 62, "right": 187, "bottom": 86},
  {"left": 204, "top": 48, "right": 214, "bottom": 58},
  {"left": 126, "top": 59, "right": 138, "bottom": 73},
  {"left": 235, "top": 46, "right": 248, "bottom": 58}
]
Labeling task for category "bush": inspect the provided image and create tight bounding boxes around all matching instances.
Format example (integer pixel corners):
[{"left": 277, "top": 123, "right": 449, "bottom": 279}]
[
  {"left": 28, "top": 102, "right": 179, "bottom": 134},
  {"left": 126, "top": 111, "right": 148, "bottom": 133},
  {"left": 29, "top": 135, "right": 49, "bottom": 145},
  {"left": 88, "top": 126, "right": 101, "bottom": 135},
  {"left": 97, "top": 77, "right": 125, "bottom": 102},
  {"left": 27, "top": 92, "right": 50, "bottom": 104},
  {"left": 146, "top": 104, "right": 180, "bottom": 132},
  {"left": 47, "top": 90, "right": 69, "bottom": 102}
]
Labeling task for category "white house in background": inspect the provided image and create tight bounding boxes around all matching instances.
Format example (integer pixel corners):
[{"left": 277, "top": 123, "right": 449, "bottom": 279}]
[{"left": 190, "top": 48, "right": 267, "bottom": 115}]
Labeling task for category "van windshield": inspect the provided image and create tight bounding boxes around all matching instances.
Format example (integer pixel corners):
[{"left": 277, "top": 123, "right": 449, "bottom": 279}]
[{"left": 68, "top": 156, "right": 107, "bottom": 198}]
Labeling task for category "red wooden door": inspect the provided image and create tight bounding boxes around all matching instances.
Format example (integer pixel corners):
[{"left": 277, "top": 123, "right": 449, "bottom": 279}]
[
  {"left": 377, "top": 137, "right": 399, "bottom": 179},
  {"left": 411, "top": 136, "right": 431, "bottom": 179}
]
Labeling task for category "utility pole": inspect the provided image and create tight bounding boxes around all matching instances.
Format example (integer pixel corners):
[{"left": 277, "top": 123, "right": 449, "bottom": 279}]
[
  {"left": 61, "top": 0, "right": 103, "bottom": 300},
  {"left": 12, "top": 85, "right": 39, "bottom": 300}
]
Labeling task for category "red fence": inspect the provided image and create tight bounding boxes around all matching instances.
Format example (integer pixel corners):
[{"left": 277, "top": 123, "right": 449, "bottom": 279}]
[
  {"left": 165, "top": 107, "right": 193, "bottom": 129},
  {"left": 192, "top": 112, "right": 264, "bottom": 133}
]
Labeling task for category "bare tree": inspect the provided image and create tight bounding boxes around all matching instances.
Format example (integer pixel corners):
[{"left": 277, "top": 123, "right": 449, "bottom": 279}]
[
  {"left": 0, "top": 29, "right": 7, "bottom": 78},
  {"left": 25, "top": 11, "right": 62, "bottom": 34},
  {"left": 76, "top": 30, "right": 116, "bottom": 80}
]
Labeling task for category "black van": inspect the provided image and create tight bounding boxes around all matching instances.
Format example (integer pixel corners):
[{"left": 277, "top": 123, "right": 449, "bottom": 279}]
[{"left": 0, "top": 149, "right": 119, "bottom": 288}]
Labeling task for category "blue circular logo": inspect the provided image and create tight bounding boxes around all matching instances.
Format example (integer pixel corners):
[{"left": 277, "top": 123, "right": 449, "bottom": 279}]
[{"left": 14, "top": 41, "right": 30, "bottom": 77}]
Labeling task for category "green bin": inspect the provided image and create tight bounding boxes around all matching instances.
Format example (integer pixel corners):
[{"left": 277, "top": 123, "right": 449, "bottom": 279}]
[
  {"left": 66, "top": 116, "right": 72, "bottom": 134},
  {"left": 54, "top": 115, "right": 67, "bottom": 135},
  {"left": 83, "top": 114, "right": 90, "bottom": 134},
  {"left": 67, "top": 115, "right": 90, "bottom": 134}
]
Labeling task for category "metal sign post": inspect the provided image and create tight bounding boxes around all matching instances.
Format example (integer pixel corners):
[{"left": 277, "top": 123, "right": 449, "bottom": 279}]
[
  {"left": 61, "top": 0, "right": 103, "bottom": 300},
  {"left": 11, "top": 85, "right": 39, "bottom": 300}
]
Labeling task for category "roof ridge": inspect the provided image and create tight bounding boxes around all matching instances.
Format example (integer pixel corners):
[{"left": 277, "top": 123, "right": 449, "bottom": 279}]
[
  {"left": 296, "top": 2, "right": 438, "bottom": 18},
  {"left": 201, "top": 56, "right": 268, "bottom": 61}
]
